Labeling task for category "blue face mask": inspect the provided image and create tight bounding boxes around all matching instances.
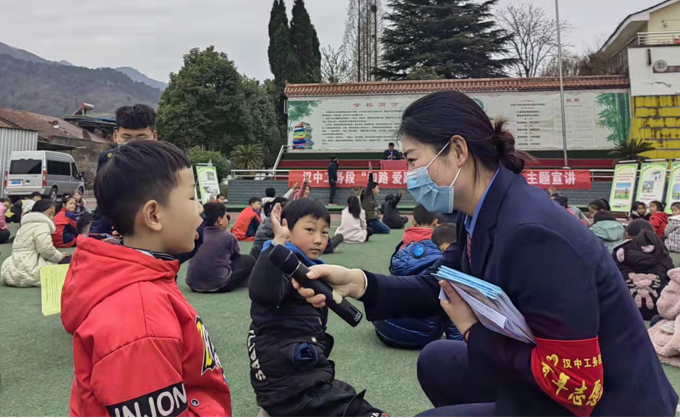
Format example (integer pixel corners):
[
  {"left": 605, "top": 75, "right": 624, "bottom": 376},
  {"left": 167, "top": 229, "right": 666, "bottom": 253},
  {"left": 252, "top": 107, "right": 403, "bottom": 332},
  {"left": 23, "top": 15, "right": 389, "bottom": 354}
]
[{"left": 405, "top": 142, "right": 462, "bottom": 213}]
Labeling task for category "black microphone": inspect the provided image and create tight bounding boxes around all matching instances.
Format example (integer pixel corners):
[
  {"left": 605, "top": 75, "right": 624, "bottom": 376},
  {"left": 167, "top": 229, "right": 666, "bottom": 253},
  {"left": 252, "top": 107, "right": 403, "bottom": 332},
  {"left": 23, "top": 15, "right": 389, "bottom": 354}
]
[{"left": 269, "top": 244, "right": 363, "bottom": 327}]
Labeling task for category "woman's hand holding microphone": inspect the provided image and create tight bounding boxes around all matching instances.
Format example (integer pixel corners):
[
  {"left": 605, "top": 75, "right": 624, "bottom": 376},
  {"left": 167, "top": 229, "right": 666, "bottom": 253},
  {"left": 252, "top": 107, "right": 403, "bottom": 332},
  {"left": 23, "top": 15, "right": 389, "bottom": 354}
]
[{"left": 292, "top": 265, "right": 366, "bottom": 308}]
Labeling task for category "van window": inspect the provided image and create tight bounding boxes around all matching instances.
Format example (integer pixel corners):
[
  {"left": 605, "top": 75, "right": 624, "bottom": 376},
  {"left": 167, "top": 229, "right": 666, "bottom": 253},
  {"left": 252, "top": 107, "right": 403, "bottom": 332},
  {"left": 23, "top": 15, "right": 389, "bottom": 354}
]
[
  {"left": 47, "top": 160, "right": 71, "bottom": 176},
  {"left": 10, "top": 159, "right": 42, "bottom": 175},
  {"left": 71, "top": 163, "right": 81, "bottom": 179}
]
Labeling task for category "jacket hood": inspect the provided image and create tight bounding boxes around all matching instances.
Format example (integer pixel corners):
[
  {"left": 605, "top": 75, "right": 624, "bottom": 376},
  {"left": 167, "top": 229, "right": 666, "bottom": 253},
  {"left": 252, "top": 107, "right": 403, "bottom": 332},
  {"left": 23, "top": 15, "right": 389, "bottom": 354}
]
[
  {"left": 21, "top": 212, "right": 55, "bottom": 233},
  {"left": 590, "top": 221, "right": 625, "bottom": 242},
  {"left": 61, "top": 237, "right": 180, "bottom": 335},
  {"left": 403, "top": 227, "right": 434, "bottom": 245},
  {"left": 652, "top": 212, "right": 669, "bottom": 221}
]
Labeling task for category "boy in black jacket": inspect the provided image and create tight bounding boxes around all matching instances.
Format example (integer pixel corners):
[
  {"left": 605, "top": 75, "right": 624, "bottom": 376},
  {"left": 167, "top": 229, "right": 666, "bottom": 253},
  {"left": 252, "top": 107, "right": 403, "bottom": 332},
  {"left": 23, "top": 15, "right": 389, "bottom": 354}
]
[{"left": 247, "top": 198, "right": 384, "bottom": 417}]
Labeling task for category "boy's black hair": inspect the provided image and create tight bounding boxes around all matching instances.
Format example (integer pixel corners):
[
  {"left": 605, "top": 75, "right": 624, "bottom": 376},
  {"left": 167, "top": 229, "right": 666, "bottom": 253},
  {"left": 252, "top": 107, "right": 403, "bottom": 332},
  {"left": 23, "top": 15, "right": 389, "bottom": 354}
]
[
  {"left": 30, "top": 191, "right": 41, "bottom": 198},
  {"left": 552, "top": 195, "right": 567, "bottom": 208},
  {"left": 588, "top": 199, "right": 608, "bottom": 212},
  {"left": 94, "top": 140, "right": 191, "bottom": 236},
  {"left": 593, "top": 210, "right": 617, "bottom": 224},
  {"left": 76, "top": 213, "right": 94, "bottom": 235},
  {"left": 31, "top": 199, "right": 54, "bottom": 213},
  {"left": 432, "top": 223, "right": 457, "bottom": 248},
  {"left": 388, "top": 142, "right": 395, "bottom": 147},
  {"left": 672, "top": 202, "right": 680, "bottom": 211},
  {"left": 217, "top": 194, "right": 225, "bottom": 199},
  {"left": 204, "top": 202, "right": 228, "bottom": 227},
  {"left": 413, "top": 203, "right": 438, "bottom": 226},
  {"left": 282, "top": 198, "right": 330, "bottom": 230},
  {"left": 249, "top": 197, "right": 262, "bottom": 205},
  {"left": 627, "top": 219, "right": 654, "bottom": 237},
  {"left": 650, "top": 200, "right": 665, "bottom": 212},
  {"left": 384, "top": 194, "right": 395, "bottom": 202},
  {"left": 116, "top": 104, "right": 156, "bottom": 131},
  {"left": 265, "top": 188, "right": 276, "bottom": 198},
  {"left": 263, "top": 197, "right": 288, "bottom": 218}
]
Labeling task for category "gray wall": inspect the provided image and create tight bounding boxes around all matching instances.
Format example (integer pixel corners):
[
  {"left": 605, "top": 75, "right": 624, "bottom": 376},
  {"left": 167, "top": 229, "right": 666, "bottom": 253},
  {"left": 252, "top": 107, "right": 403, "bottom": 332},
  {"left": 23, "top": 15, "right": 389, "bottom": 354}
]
[{"left": 228, "top": 179, "right": 613, "bottom": 208}]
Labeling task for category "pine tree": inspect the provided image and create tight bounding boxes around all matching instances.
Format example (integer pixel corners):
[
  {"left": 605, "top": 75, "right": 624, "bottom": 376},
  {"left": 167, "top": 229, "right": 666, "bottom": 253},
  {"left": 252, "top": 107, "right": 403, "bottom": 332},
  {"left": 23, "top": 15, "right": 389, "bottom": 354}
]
[
  {"left": 377, "top": 0, "right": 514, "bottom": 80},
  {"left": 290, "top": 0, "right": 322, "bottom": 83},
  {"left": 267, "top": 0, "right": 288, "bottom": 78}
]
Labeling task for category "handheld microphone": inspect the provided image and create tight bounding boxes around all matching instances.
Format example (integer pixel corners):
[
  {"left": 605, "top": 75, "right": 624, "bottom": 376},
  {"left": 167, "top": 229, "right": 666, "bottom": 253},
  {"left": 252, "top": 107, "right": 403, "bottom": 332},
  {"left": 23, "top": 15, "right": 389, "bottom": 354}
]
[{"left": 269, "top": 244, "right": 363, "bottom": 327}]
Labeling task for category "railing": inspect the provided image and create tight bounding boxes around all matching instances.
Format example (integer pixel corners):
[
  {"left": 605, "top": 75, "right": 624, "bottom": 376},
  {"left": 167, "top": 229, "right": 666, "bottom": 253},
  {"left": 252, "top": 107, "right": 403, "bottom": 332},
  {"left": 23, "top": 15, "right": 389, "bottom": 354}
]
[
  {"left": 636, "top": 31, "right": 680, "bottom": 46},
  {"left": 272, "top": 145, "right": 287, "bottom": 171},
  {"left": 230, "top": 169, "right": 290, "bottom": 180}
]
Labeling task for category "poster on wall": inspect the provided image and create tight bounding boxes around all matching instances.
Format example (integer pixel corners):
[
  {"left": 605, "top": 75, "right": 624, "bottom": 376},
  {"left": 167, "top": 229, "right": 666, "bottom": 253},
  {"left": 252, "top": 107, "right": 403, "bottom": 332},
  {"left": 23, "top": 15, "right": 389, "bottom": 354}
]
[
  {"left": 196, "top": 165, "right": 220, "bottom": 203},
  {"left": 287, "top": 90, "right": 630, "bottom": 152},
  {"left": 609, "top": 163, "right": 639, "bottom": 213},
  {"left": 635, "top": 162, "right": 668, "bottom": 205},
  {"left": 666, "top": 161, "right": 680, "bottom": 213}
]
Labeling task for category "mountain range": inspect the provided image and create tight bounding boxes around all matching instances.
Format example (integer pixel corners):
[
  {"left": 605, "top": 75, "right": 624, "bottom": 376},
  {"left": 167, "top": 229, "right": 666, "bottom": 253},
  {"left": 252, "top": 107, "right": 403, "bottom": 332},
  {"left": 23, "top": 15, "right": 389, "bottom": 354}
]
[{"left": 0, "top": 41, "right": 167, "bottom": 116}]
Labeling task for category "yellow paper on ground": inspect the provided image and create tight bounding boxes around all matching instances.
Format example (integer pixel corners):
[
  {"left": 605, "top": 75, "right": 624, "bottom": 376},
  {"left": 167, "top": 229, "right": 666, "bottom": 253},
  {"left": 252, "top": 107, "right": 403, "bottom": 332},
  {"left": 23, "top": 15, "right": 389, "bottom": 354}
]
[{"left": 40, "top": 264, "right": 69, "bottom": 316}]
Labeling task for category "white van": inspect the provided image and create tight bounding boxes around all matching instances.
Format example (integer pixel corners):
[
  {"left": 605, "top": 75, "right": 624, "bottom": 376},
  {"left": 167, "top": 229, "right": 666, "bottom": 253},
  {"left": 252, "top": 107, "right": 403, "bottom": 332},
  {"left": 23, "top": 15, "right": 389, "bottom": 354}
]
[{"left": 4, "top": 151, "right": 85, "bottom": 201}]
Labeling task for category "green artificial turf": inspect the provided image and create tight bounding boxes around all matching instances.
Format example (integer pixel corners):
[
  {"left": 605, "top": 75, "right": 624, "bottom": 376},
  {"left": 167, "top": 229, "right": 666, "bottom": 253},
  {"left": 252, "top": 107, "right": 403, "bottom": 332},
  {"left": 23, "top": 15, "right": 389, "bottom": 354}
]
[{"left": 1, "top": 223, "right": 679, "bottom": 416}]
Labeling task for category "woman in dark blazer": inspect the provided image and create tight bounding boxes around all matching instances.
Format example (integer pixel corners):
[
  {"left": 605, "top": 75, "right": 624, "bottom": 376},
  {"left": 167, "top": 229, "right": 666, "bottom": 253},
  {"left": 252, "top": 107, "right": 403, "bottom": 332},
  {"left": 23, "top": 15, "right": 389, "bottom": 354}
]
[{"left": 291, "top": 91, "right": 677, "bottom": 416}]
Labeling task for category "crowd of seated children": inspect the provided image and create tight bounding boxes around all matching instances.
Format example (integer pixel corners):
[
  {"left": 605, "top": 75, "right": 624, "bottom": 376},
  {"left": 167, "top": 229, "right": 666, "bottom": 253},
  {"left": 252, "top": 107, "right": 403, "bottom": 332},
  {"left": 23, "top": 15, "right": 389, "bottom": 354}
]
[
  {"left": 336, "top": 195, "right": 372, "bottom": 243},
  {"left": 251, "top": 197, "right": 288, "bottom": 260},
  {"left": 588, "top": 198, "right": 611, "bottom": 218},
  {"left": 1, "top": 200, "right": 67, "bottom": 287},
  {"left": 187, "top": 202, "right": 255, "bottom": 293},
  {"left": 648, "top": 268, "right": 680, "bottom": 367},
  {"left": 0, "top": 198, "right": 10, "bottom": 244},
  {"left": 362, "top": 171, "right": 390, "bottom": 234},
  {"left": 650, "top": 200, "right": 669, "bottom": 238},
  {"left": 666, "top": 202, "right": 680, "bottom": 265},
  {"left": 373, "top": 205, "right": 461, "bottom": 349},
  {"left": 631, "top": 201, "right": 651, "bottom": 221},
  {"left": 590, "top": 210, "right": 625, "bottom": 253},
  {"left": 72, "top": 189, "right": 89, "bottom": 216},
  {"left": 248, "top": 198, "right": 384, "bottom": 416},
  {"left": 550, "top": 194, "right": 588, "bottom": 227},
  {"left": 52, "top": 194, "right": 78, "bottom": 248},
  {"left": 381, "top": 190, "right": 409, "bottom": 230},
  {"left": 614, "top": 219, "right": 674, "bottom": 321},
  {"left": 61, "top": 140, "right": 232, "bottom": 416},
  {"left": 7, "top": 192, "right": 43, "bottom": 223},
  {"left": 231, "top": 197, "right": 262, "bottom": 241}
]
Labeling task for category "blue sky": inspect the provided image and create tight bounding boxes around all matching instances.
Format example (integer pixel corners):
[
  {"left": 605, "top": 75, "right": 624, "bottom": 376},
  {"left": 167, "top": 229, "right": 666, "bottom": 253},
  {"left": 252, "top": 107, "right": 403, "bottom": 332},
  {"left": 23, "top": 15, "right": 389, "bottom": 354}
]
[{"left": 0, "top": 0, "right": 664, "bottom": 83}]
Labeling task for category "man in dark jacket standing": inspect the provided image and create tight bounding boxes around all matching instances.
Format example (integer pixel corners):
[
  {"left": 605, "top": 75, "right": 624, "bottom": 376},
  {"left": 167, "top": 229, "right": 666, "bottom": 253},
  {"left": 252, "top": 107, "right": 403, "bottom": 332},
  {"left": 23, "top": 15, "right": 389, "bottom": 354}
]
[{"left": 327, "top": 156, "right": 339, "bottom": 205}]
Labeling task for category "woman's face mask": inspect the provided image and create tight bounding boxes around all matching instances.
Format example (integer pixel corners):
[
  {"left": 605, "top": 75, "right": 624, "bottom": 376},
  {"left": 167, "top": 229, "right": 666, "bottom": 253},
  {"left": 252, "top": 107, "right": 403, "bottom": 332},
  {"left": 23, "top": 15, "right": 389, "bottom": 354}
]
[{"left": 405, "top": 142, "right": 462, "bottom": 213}]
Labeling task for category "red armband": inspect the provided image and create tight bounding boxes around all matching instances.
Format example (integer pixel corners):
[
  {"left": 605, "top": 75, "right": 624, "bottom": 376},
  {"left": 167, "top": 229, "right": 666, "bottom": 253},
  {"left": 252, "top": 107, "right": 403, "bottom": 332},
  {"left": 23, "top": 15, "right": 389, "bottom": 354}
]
[{"left": 530, "top": 337, "right": 604, "bottom": 417}]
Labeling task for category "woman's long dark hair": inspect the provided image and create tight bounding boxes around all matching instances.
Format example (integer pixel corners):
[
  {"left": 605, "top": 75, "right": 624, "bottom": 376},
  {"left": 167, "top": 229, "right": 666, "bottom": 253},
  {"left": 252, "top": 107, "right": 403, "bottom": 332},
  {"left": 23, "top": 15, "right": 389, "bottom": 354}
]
[
  {"left": 31, "top": 199, "right": 54, "bottom": 213},
  {"left": 627, "top": 219, "right": 668, "bottom": 257},
  {"left": 347, "top": 195, "right": 361, "bottom": 219},
  {"left": 398, "top": 91, "right": 533, "bottom": 175}
]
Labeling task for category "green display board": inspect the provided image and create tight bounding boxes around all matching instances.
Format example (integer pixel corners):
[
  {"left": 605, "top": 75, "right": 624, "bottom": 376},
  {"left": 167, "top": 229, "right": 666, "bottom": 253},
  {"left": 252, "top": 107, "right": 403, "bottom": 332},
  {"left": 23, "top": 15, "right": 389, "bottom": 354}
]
[
  {"left": 609, "top": 163, "right": 639, "bottom": 213},
  {"left": 196, "top": 165, "right": 220, "bottom": 204},
  {"left": 635, "top": 162, "right": 668, "bottom": 206},
  {"left": 666, "top": 161, "right": 680, "bottom": 214}
]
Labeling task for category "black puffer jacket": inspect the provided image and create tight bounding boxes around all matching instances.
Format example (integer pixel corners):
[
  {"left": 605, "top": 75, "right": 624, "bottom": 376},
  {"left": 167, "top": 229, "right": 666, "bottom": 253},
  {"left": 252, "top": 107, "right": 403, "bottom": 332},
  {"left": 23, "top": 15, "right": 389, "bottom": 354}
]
[{"left": 613, "top": 240, "right": 674, "bottom": 320}]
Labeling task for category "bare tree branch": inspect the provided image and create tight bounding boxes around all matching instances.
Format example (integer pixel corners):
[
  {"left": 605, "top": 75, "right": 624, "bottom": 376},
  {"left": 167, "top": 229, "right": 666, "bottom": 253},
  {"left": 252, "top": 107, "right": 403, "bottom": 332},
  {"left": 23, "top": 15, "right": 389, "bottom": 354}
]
[{"left": 321, "top": 45, "right": 352, "bottom": 83}]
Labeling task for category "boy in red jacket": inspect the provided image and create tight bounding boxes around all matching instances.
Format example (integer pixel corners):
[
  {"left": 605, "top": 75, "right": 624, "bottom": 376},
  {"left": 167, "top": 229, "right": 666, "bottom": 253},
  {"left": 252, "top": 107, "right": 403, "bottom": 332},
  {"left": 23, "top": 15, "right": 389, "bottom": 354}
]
[
  {"left": 650, "top": 200, "right": 669, "bottom": 238},
  {"left": 231, "top": 197, "right": 262, "bottom": 241},
  {"left": 61, "top": 141, "right": 231, "bottom": 417}
]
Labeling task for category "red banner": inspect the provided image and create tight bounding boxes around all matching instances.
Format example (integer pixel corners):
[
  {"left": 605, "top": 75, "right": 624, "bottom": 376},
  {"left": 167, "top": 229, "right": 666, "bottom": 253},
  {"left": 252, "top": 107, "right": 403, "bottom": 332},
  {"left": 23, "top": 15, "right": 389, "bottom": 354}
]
[
  {"left": 289, "top": 170, "right": 408, "bottom": 188},
  {"left": 522, "top": 170, "right": 591, "bottom": 190}
]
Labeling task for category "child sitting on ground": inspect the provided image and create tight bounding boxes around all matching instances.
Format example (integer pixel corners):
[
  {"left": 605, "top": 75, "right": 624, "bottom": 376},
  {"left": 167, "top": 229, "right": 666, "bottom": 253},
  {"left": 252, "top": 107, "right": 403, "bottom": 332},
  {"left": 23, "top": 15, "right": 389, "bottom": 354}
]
[
  {"left": 0, "top": 198, "right": 10, "bottom": 244},
  {"left": 335, "top": 195, "right": 372, "bottom": 243},
  {"left": 590, "top": 210, "right": 625, "bottom": 253},
  {"left": 631, "top": 201, "right": 651, "bottom": 221},
  {"left": 187, "top": 202, "right": 255, "bottom": 293},
  {"left": 374, "top": 206, "right": 460, "bottom": 349},
  {"left": 251, "top": 197, "right": 289, "bottom": 260},
  {"left": 614, "top": 219, "right": 674, "bottom": 320},
  {"left": 72, "top": 189, "right": 89, "bottom": 216},
  {"left": 1, "top": 200, "right": 67, "bottom": 287},
  {"left": 52, "top": 194, "right": 78, "bottom": 248},
  {"left": 588, "top": 198, "right": 610, "bottom": 218},
  {"left": 666, "top": 202, "right": 680, "bottom": 266},
  {"left": 60, "top": 140, "right": 231, "bottom": 416},
  {"left": 231, "top": 197, "right": 262, "bottom": 241},
  {"left": 650, "top": 200, "right": 669, "bottom": 238},
  {"left": 362, "top": 170, "right": 390, "bottom": 234},
  {"left": 381, "top": 190, "right": 409, "bottom": 230},
  {"left": 21, "top": 192, "right": 42, "bottom": 216},
  {"left": 248, "top": 199, "right": 384, "bottom": 417}
]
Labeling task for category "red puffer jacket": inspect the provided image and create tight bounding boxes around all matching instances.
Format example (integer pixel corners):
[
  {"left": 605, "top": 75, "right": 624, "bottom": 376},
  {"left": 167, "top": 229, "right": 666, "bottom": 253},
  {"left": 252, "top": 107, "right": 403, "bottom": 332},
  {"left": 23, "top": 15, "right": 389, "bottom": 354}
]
[
  {"left": 651, "top": 212, "right": 669, "bottom": 238},
  {"left": 61, "top": 237, "right": 232, "bottom": 417}
]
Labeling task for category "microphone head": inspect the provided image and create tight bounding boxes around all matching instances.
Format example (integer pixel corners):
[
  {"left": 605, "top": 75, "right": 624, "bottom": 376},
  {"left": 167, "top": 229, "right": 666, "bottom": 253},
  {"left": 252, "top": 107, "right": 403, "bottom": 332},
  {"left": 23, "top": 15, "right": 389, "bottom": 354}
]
[{"left": 269, "top": 244, "right": 299, "bottom": 275}]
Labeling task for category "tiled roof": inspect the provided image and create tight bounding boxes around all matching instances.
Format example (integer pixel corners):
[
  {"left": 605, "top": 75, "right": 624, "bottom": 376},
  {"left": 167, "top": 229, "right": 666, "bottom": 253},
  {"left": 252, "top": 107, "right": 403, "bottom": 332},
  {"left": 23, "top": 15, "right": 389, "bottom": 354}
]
[
  {"left": 0, "top": 106, "right": 108, "bottom": 143},
  {"left": 285, "top": 76, "right": 630, "bottom": 97}
]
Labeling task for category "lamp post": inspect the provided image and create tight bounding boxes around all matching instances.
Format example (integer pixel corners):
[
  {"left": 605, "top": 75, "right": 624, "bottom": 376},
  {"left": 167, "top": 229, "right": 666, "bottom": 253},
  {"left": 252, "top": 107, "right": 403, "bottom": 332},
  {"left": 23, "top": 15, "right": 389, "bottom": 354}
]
[{"left": 555, "top": 0, "right": 569, "bottom": 168}]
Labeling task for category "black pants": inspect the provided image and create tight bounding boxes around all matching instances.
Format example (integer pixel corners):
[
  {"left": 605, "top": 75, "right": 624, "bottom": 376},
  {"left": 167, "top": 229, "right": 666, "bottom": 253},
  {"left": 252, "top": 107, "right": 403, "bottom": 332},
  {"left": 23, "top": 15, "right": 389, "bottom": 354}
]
[
  {"left": 329, "top": 181, "right": 337, "bottom": 204},
  {"left": 324, "top": 234, "right": 344, "bottom": 254},
  {"left": 215, "top": 254, "right": 256, "bottom": 293},
  {"left": 384, "top": 216, "right": 409, "bottom": 230},
  {"left": 246, "top": 218, "right": 259, "bottom": 239},
  {"left": 59, "top": 255, "right": 72, "bottom": 265},
  {"left": 416, "top": 340, "right": 495, "bottom": 416},
  {"left": 365, "top": 227, "right": 374, "bottom": 242},
  {"left": 0, "top": 229, "right": 10, "bottom": 244}
]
